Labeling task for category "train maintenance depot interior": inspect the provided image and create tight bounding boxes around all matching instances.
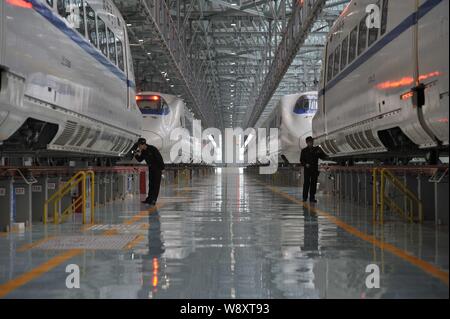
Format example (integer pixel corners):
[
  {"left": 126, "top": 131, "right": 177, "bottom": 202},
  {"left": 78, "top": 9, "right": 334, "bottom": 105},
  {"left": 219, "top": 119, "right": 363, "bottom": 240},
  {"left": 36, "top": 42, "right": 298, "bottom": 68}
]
[{"left": 0, "top": 0, "right": 448, "bottom": 303}]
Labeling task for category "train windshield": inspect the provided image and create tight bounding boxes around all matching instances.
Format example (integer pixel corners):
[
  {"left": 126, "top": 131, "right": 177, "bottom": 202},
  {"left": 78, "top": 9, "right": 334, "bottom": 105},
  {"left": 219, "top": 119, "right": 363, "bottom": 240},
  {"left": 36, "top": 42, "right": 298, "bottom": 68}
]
[
  {"left": 136, "top": 95, "right": 162, "bottom": 109},
  {"left": 136, "top": 95, "right": 169, "bottom": 115},
  {"left": 293, "top": 95, "right": 318, "bottom": 114}
]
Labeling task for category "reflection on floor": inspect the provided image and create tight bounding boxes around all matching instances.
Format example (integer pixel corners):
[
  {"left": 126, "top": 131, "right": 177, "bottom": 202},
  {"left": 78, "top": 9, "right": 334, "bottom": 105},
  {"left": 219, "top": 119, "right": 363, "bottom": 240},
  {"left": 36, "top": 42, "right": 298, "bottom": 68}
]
[{"left": 0, "top": 168, "right": 448, "bottom": 298}]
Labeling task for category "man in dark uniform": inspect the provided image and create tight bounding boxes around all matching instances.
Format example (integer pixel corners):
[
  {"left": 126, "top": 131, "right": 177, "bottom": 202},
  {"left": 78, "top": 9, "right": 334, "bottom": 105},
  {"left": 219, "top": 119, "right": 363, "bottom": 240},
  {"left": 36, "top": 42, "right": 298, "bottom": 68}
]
[
  {"left": 134, "top": 138, "right": 165, "bottom": 205},
  {"left": 300, "top": 136, "right": 327, "bottom": 203}
]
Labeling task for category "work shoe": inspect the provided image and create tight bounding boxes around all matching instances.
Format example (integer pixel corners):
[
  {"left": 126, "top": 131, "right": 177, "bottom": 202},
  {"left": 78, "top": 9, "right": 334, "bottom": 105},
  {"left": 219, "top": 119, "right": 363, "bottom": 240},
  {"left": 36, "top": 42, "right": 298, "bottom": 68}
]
[{"left": 309, "top": 199, "right": 317, "bottom": 203}]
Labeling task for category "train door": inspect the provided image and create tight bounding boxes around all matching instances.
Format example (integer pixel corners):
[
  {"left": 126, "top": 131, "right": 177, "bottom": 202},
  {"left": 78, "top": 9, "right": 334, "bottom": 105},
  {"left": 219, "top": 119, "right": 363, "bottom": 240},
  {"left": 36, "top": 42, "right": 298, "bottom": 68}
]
[{"left": 416, "top": 0, "right": 449, "bottom": 145}]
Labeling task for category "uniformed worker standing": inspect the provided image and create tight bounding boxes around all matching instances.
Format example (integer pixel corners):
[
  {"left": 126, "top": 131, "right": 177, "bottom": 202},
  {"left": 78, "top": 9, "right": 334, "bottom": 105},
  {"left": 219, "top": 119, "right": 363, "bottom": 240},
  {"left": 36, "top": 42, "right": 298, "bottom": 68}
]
[
  {"left": 134, "top": 138, "right": 165, "bottom": 205},
  {"left": 300, "top": 136, "right": 327, "bottom": 203}
]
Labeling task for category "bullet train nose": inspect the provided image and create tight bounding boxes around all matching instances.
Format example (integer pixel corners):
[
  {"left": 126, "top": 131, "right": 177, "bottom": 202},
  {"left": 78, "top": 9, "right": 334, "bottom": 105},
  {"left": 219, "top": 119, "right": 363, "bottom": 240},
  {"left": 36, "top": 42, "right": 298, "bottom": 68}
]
[{"left": 142, "top": 130, "right": 164, "bottom": 150}]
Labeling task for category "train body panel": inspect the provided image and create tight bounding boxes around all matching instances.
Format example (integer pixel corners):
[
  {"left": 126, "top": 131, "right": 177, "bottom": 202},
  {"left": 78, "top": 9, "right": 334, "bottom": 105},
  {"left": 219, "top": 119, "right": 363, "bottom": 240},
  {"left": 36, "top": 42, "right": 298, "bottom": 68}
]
[
  {"left": 261, "top": 92, "right": 318, "bottom": 164},
  {"left": 137, "top": 92, "right": 192, "bottom": 163},
  {"left": 0, "top": 0, "right": 142, "bottom": 157},
  {"left": 313, "top": 0, "right": 449, "bottom": 160},
  {"left": 418, "top": 0, "right": 449, "bottom": 145}
]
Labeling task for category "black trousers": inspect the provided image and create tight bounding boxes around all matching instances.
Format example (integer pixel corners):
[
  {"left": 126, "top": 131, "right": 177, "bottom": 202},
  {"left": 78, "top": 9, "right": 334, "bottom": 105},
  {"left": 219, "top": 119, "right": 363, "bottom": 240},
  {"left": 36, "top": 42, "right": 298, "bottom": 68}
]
[
  {"left": 147, "top": 169, "right": 162, "bottom": 203},
  {"left": 303, "top": 168, "right": 319, "bottom": 200}
]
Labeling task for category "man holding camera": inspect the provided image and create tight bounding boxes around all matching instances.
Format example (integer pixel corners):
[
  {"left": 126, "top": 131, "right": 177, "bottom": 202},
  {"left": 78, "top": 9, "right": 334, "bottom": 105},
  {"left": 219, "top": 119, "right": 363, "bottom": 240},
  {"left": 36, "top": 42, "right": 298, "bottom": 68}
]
[
  {"left": 133, "top": 138, "right": 165, "bottom": 205},
  {"left": 300, "top": 136, "right": 327, "bottom": 203}
]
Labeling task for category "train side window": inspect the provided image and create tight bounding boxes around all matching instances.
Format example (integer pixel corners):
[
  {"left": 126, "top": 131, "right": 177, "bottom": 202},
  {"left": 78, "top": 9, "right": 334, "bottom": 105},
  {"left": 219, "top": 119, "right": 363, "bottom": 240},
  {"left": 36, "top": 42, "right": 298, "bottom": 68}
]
[
  {"left": 348, "top": 26, "right": 357, "bottom": 64},
  {"left": 368, "top": 26, "right": 378, "bottom": 46},
  {"left": 357, "top": 17, "right": 367, "bottom": 56},
  {"left": 107, "top": 28, "right": 117, "bottom": 65},
  {"left": 340, "top": 36, "right": 348, "bottom": 70},
  {"left": 116, "top": 38, "right": 124, "bottom": 71},
  {"left": 333, "top": 44, "right": 341, "bottom": 77},
  {"left": 85, "top": 3, "right": 97, "bottom": 48},
  {"left": 368, "top": 1, "right": 380, "bottom": 47},
  {"left": 97, "top": 17, "right": 108, "bottom": 56},
  {"left": 380, "top": 0, "right": 389, "bottom": 35},
  {"left": 57, "top": 0, "right": 85, "bottom": 36},
  {"left": 327, "top": 53, "right": 334, "bottom": 83},
  {"left": 57, "top": 0, "right": 69, "bottom": 18}
]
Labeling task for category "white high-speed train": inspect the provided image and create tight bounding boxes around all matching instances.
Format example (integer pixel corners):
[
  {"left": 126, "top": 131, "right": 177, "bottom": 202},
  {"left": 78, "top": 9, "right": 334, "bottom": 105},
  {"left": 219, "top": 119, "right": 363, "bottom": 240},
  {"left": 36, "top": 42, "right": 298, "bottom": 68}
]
[
  {"left": 0, "top": 0, "right": 142, "bottom": 158},
  {"left": 313, "top": 0, "right": 449, "bottom": 164},
  {"left": 259, "top": 92, "right": 318, "bottom": 164},
  {"left": 136, "top": 92, "right": 193, "bottom": 163}
]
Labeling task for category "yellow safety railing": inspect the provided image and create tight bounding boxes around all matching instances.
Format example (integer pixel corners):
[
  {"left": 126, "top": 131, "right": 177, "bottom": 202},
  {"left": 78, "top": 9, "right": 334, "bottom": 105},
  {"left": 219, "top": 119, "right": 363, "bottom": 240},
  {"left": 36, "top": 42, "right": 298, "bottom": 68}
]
[
  {"left": 44, "top": 170, "right": 95, "bottom": 225},
  {"left": 372, "top": 168, "right": 423, "bottom": 224}
]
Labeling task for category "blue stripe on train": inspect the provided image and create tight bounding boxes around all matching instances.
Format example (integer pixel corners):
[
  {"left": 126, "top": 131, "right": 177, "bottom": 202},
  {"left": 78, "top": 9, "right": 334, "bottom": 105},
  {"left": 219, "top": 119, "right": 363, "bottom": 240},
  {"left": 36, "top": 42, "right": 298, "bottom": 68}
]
[
  {"left": 320, "top": 0, "right": 443, "bottom": 97},
  {"left": 293, "top": 109, "right": 317, "bottom": 115},
  {"left": 28, "top": 0, "right": 136, "bottom": 88},
  {"left": 140, "top": 108, "right": 170, "bottom": 115}
]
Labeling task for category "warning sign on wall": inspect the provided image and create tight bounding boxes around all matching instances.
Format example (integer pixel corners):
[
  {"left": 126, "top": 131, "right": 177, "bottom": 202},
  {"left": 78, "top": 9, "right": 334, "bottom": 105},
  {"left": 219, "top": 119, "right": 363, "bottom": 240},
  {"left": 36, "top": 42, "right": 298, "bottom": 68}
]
[
  {"left": 15, "top": 188, "right": 25, "bottom": 195},
  {"left": 32, "top": 185, "right": 43, "bottom": 193}
]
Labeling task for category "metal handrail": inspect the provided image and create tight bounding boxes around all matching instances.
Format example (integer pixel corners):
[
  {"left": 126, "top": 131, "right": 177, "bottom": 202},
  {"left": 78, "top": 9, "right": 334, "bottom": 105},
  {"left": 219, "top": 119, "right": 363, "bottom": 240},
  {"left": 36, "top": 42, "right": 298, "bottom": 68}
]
[
  {"left": 373, "top": 168, "right": 423, "bottom": 223},
  {"left": 44, "top": 170, "right": 95, "bottom": 225}
]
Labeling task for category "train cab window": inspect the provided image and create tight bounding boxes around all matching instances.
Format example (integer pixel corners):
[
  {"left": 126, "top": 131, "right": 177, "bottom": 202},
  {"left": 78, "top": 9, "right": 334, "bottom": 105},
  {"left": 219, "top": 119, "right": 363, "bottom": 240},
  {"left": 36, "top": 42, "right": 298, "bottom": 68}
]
[
  {"left": 47, "top": 0, "right": 54, "bottom": 7},
  {"left": 340, "top": 36, "right": 348, "bottom": 70},
  {"left": 327, "top": 53, "right": 334, "bottom": 83},
  {"left": 348, "top": 26, "right": 358, "bottom": 63},
  {"left": 97, "top": 17, "right": 108, "bottom": 56},
  {"left": 381, "top": 0, "right": 389, "bottom": 35},
  {"left": 294, "top": 96, "right": 317, "bottom": 114},
  {"left": 333, "top": 44, "right": 341, "bottom": 77},
  {"left": 107, "top": 28, "right": 117, "bottom": 65},
  {"left": 57, "top": 0, "right": 85, "bottom": 36},
  {"left": 357, "top": 17, "right": 367, "bottom": 56},
  {"left": 85, "top": 3, "right": 97, "bottom": 47},
  {"left": 136, "top": 95, "right": 164, "bottom": 113},
  {"left": 116, "top": 38, "right": 124, "bottom": 71}
]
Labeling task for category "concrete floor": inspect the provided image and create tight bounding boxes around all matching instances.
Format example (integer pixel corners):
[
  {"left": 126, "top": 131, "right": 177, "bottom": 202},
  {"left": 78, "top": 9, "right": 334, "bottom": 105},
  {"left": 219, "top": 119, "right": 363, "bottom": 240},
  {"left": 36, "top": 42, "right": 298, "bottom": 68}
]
[{"left": 0, "top": 168, "right": 448, "bottom": 298}]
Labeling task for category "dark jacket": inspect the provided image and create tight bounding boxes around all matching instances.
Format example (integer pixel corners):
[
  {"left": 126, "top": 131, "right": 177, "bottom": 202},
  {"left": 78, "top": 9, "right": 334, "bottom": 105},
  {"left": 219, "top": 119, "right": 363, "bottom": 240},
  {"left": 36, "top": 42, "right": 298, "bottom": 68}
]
[
  {"left": 135, "top": 144, "right": 165, "bottom": 171},
  {"left": 300, "top": 146, "right": 327, "bottom": 170}
]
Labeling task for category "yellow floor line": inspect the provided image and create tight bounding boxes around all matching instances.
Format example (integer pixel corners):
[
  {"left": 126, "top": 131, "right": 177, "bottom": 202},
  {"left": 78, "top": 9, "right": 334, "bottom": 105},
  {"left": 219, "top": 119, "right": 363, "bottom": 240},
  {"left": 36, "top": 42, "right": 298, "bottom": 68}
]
[
  {"left": 17, "top": 237, "right": 56, "bottom": 253},
  {"left": 0, "top": 192, "right": 186, "bottom": 298},
  {"left": 262, "top": 182, "right": 449, "bottom": 286},
  {"left": 124, "top": 235, "right": 145, "bottom": 250},
  {"left": 0, "top": 249, "right": 82, "bottom": 298}
]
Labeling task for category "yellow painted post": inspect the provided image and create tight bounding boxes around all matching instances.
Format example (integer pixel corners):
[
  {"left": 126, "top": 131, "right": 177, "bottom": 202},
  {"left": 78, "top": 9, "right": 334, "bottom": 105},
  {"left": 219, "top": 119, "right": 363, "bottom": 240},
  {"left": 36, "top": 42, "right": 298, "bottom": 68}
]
[
  {"left": 44, "top": 203, "right": 48, "bottom": 225},
  {"left": 372, "top": 169, "right": 377, "bottom": 223},
  {"left": 90, "top": 171, "right": 95, "bottom": 224},
  {"left": 82, "top": 174, "right": 86, "bottom": 224},
  {"left": 380, "top": 169, "right": 385, "bottom": 224},
  {"left": 54, "top": 199, "right": 58, "bottom": 225}
]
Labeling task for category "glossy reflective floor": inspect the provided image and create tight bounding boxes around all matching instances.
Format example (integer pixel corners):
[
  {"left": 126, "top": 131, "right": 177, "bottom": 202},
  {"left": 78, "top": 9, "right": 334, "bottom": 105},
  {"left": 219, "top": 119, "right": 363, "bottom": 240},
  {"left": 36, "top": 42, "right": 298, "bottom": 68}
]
[{"left": 0, "top": 168, "right": 448, "bottom": 298}]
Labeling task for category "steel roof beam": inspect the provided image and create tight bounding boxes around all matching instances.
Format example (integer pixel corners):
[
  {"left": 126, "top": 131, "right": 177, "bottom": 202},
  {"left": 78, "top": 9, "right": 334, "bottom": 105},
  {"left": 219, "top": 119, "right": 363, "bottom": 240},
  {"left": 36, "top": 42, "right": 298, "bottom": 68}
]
[
  {"left": 115, "top": 0, "right": 219, "bottom": 127},
  {"left": 243, "top": 0, "right": 327, "bottom": 128}
]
